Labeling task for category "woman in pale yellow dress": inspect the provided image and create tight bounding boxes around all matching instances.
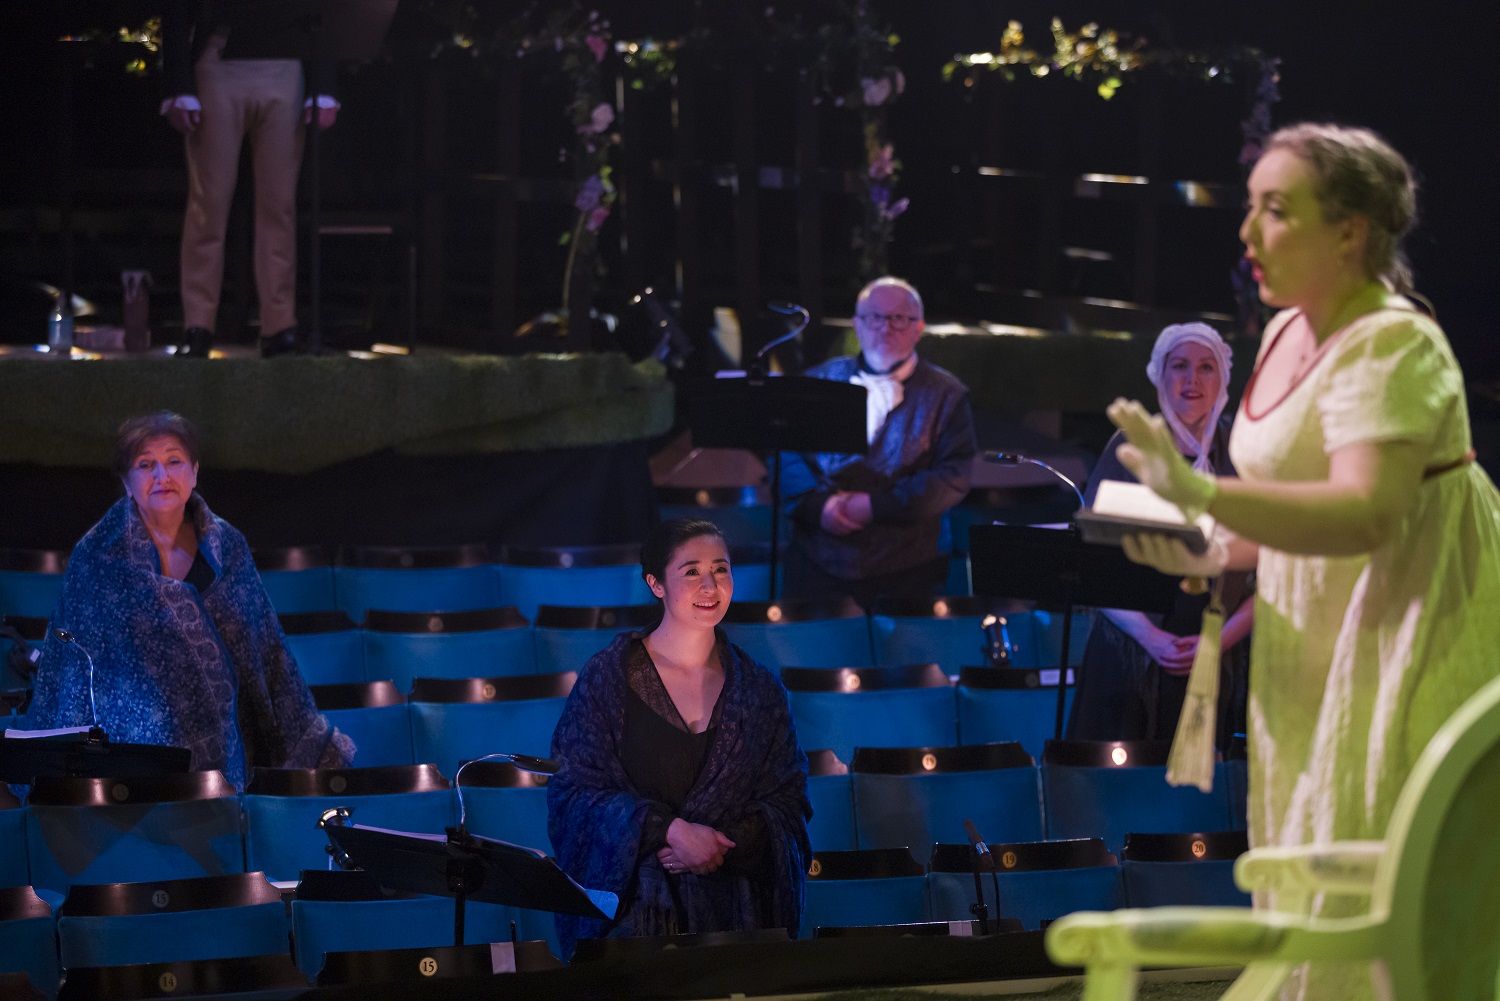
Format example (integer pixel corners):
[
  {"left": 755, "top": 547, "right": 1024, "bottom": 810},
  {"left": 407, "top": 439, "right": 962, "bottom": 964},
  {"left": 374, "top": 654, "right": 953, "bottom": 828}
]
[{"left": 1108, "top": 123, "right": 1500, "bottom": 1000}]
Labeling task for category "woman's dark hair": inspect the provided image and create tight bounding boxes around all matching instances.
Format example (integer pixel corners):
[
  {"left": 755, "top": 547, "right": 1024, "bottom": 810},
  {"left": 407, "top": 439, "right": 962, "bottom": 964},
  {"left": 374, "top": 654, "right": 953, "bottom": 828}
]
[
  {"left": 640, "top": 518, "right": 726, "bottom": 586},
  {"left": 112, "top": 411, "right": 202, "bottom": 478}
]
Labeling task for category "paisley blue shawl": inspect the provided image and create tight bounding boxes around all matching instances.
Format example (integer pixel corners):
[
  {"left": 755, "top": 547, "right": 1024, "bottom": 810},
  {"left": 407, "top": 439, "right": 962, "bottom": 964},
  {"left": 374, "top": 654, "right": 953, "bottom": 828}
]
[
  {"left": 547, "top": 630, "right": 811, "bottom": 958},
  {"left": 27, "top": 494, "right": 353, "bottom": 790}
]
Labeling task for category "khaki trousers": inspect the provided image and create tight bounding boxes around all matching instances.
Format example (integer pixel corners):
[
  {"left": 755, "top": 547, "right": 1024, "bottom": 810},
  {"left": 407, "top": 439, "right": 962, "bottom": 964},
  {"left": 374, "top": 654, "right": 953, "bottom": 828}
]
[{"left": 180, "top": 34, "right": 304, "bottom": 335}]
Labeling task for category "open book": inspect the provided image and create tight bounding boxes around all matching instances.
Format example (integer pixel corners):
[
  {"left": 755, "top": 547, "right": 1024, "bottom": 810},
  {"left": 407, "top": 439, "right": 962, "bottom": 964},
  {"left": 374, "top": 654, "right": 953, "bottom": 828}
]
[{"left": 1074, "top": 480, "right": 1213, "bottom": 555}]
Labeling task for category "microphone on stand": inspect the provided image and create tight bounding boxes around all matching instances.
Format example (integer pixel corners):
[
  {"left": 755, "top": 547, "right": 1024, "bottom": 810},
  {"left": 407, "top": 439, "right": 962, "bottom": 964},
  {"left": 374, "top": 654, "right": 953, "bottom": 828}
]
[
  {"left": 985, "top": 452, "right": 1086, "bottom": 511},
  {"left": 751, "top": 301, "right": 811, "bottom": 371},
  {"left": 962, "top": 818, "right": 999, "bottom": 935},
  {"left": 51, "top": 628, "right": 101, "bottom": 733}
]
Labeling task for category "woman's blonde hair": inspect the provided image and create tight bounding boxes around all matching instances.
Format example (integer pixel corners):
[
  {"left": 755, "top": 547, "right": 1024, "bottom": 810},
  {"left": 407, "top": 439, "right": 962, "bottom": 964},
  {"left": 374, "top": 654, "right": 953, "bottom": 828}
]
[{"left": 1264, "top": 123, "right": 1418, "bottom": 293}]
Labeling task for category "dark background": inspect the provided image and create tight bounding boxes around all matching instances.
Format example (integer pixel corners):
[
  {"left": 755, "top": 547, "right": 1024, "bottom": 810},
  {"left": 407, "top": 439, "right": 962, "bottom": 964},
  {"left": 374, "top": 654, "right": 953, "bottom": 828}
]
[{"left": 0, "top": 1, "right": 1493, "bottom": 375}]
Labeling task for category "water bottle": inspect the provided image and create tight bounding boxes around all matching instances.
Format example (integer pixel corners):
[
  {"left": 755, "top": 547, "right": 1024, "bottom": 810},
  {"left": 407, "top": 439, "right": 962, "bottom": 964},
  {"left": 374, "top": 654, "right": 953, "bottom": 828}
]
[{"left": 48, "top": 291, "right": 73, "bottom": 355}]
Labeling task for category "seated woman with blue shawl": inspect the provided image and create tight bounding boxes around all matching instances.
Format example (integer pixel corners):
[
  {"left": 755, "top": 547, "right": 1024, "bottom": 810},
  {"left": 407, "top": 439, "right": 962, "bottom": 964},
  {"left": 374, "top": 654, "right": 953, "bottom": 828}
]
[
  {"left": 548, "top": 518, "right": 811, "bottom": 958},
  {"left": 26, "top": 411, "right": 353, "bottom": 791}
]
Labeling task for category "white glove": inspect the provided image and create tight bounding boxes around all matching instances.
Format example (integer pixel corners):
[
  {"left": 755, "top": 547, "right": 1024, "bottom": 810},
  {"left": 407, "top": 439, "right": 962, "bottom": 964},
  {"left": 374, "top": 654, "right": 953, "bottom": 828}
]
[
  {"left": 1122, "top": 530, "right": 1230, "bottom": 578},
  {"left": 1107, "top": 398, "right": 1218, "bottom": 518}
]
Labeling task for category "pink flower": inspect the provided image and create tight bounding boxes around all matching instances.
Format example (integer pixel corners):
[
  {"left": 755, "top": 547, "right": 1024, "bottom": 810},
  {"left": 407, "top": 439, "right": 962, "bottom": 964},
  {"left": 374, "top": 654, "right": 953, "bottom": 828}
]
[
  {"left": 861, "top": 76, "right": 892, "bottom": 107},
  {"left": 883, "top": 197, "right": 910, "bottom": 220},
  {"left": 577, "top": 102, "right": 615, "bottom": 135},
  {"left": 586, "top": 206, "right": 611, "bottom": 232},
  {"left": 868, "top": 144, "right": 895, "bottom": 180},
  {"left": 586, "top": 34, "right": 608, "bottom": 63},
  {"left": 894, "top": 69, "right": 906, "bottom": 95}
]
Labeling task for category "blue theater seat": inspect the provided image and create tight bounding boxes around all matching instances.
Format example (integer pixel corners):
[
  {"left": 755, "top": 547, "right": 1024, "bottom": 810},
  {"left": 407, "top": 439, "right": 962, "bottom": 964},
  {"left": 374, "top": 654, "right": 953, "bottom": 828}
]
[
  {"left": 656, "top": 486, "right": 775, "bottom": 549},
  {"left": 55, "top": 872, "right": 287, "bottom": 970},
  {"left": 1225, "top": 755, "right": 1249, "bottom": 830},
  {"left": 363, "top": 607, "right": 535, "bottom": 690},
  {"left": 781, "top": 664, "right": 956, "bottom": 763},
  {"left": 408, "top": 673, "right": 574, "bottom": 779},
  {"left": 531, "top": 604, "right": 660, "bottom": 676},
  {"left": 1041, "top": 740, "right": 1236, "bottom": 853},
  {"left": 254, "top": 546, "right": 337, "bottom": 615},
  {"left": 58, "top": 954, "right": 306, "bottom": 1000},
  {"left": 851, "top": 743, "right": 1043, "bottom": 852},
  {"left": 290, "top": 868, "right": 526, "bottom": 981},
  {"left": 494, "top": 544, "right": 653, "bottom": 621},
  {"left": 724, "top": 543, "right": 780, "bottom": 605},
  {"left": 1030, "top": 609, "right": 1093, "bottom": 668},
  {"left": 722, "top": 597, "right": 872, "bottom": 669},
  {"left": 805, "top": 750, "right": 855, "bottom": 852},
  {"left": 2, "top": 615, "right": 45, "bottom": 692},
  {"left": 311, "top": 681, "right": 414, "bottom": 768},
  {"left": 926, "top": 838, "right": 1123, "bottom": 931},
  {"left": 280, "top": 611, "right": 365, "bottom": 686},
  {"left": 0, "top": 885, "right": 61, "bottom": 1000},
  {"left": 1119, "top": 830, "right": 1251, "bottom": 908},
  {"left": 243, "top": 764, "right": 454, "bottom": 882},
  {"left": 802, "top": 848, "right": 929, "bottom": 938},
  {"left": 0, "top": 550, "right": 66, "bottom": 619},
  {"left": 868, "top": 595, "right": 1040, "bottom": 675},
  {"left": 334, "top": 545, "right": 502, "bottom": 622},
  {"left": 955, "top": 666, "right": 1075, "bottom": 763},
  {"left": 25, "top": 771, "right": 244, "bottom": 893}
]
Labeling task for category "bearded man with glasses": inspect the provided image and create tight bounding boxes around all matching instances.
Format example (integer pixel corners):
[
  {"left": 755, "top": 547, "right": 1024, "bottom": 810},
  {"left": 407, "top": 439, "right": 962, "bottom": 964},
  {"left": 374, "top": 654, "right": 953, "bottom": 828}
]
[{"left": 781, "top": 277, "right": 976, "bottom": 608}]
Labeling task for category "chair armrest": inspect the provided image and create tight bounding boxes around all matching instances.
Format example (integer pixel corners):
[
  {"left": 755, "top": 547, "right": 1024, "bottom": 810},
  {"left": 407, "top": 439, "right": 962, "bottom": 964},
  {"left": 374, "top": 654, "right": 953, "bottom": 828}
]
[
  {"left": 1046, "top": 907, "right": 1299, "bottom": 969},
  {"left": 1233, "top": 842, "right": 1384, "bottom": 897}
]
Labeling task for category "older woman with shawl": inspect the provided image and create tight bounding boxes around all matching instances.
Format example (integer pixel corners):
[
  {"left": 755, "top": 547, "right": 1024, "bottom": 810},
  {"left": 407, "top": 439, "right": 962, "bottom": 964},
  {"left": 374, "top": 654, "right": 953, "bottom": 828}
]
[
  {"left": 26, "top": 411, "right": 353, "bottom": 791},
  {"left": 547, "top": 518, "right": 810, "bottom": 958},
  {"left": 1067, "top": 323, "right": 1254, "bottom": 745}
]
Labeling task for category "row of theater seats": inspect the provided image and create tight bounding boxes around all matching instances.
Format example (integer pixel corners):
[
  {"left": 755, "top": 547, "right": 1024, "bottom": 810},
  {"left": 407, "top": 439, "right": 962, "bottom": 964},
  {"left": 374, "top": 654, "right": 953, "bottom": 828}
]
[
  {"left": 0, "top": 827, "right": 1250, "bottom": 1000},
  {"left": 288, "top": 666, "right": 1082, "bottom": 790}
]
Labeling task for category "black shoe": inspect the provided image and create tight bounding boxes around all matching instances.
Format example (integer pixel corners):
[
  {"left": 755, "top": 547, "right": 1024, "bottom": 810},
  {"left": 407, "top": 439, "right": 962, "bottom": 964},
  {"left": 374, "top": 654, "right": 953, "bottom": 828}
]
[
  {"left": 178, "top": 327, "right": 213, "bottom": 359},
  {"left": 259, "top": 326, "right": 302, "bottom": 358}
]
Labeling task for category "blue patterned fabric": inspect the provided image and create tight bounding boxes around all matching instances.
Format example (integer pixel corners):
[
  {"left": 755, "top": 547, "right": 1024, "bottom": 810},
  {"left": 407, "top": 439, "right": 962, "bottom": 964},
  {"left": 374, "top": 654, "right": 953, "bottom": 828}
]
[
  {"left": 27, "top": 494, "right": 352, "bottom": 791},
  {"left": 547, "top": 630, "right": 811, "bottom": 958}
]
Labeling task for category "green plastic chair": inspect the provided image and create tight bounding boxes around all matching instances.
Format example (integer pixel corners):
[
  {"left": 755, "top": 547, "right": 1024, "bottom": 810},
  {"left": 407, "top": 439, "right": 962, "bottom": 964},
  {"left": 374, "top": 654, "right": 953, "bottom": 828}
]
[{"left": 1045, "top": 672, "right": 1500, "bottom": 1001}]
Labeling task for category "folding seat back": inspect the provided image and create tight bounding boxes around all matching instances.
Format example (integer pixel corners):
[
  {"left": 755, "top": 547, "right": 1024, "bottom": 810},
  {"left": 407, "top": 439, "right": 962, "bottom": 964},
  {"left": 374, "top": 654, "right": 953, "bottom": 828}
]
[
  {"left": 851, "top": 742, "right": 1042, "bottom": 852},
  {"left": 280, "top": 611, "right": 364, "bottom": 686},
  {"left": 927, "top": 838, "right": 1122, "bottom": 931},
  {"left": 494, "top": 544, "right": 653, "bottom": 621},
  {"left": 363, "top": 607, "right": 535, "bottom": 690},
  {"left": 0, "top": 885, "right": 61, "bottom": 1000},
  {"left": 408, "top": 673, "right": 575, "bottom": 778},
  {"left": 781, "top": 664, "right": 956, "bottom": 763},
  {"left": 804, "top": 750, "right": 855, "bottom": 852},
  {"left": 1041, "top": 740, "right": 1235, "bottom": 853},
  {"left": 725, "top": 543, "right": 780, "bottom": 605},
  {"left": 253, "top": 546, "right": 336, "bottom": 615},
  {"left": 58, "top": 954, "right": 307, "bottom": 1001},
  {"left": 721, "top": 597, "right": 872, "bottom": 668},
  {"left": 56, "top": 872, "right": 287, "bottom": 970},
  {"left": 25, "top": 771, "right": 244, "bottom": 893},
  {"left": 0, "top": 550, "right": 66, "bottom": 619},
  {"left": 291, "top": 869, "right": 525, "bottom": 981},
  {"left": 243, "top": 764, "right": 453, "bottom": 882},
  {"left": 868, "top": 596, "right": 1040, "bottom": 675},
  {"left": 656, "top": 485, "right": 774, "bottom": 549},
  {"left": 1119, "top": 830, "right": 1251, "bottom": 908},
  {"left": 311, "top": 681, "right": 413, "bottom": 768},
  {"left": 802, "top": 848, "right": 929, "bottom": 938},
  {"left": 1030, "top": 609, "right": 1093, "bottom": 668},
  {"left": 334, "top": 545, "right": 501, "bottom": 621},
  {"left": 531, "top": 604, "right": 659, "bottom": 676},
  {"left": 956, "top": 665, "right": 1075, "bottom": 762}
]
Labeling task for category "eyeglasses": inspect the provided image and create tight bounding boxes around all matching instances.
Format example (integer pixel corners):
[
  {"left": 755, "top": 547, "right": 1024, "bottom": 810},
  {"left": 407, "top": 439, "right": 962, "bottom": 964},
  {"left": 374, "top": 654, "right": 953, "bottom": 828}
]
[{"left": 857, "top": 311, "right": 919, "bottom": 331}]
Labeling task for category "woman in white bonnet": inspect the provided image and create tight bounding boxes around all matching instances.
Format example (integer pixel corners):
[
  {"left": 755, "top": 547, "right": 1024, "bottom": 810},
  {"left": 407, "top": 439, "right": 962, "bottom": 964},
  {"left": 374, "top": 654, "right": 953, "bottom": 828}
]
[{"left": 1066, "top": 322, "right": 1255, "bottom": 744}]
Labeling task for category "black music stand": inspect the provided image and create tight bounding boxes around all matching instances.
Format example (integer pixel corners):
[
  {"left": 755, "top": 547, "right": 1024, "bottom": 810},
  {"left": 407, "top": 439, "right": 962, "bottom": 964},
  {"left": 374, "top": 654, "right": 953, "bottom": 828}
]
[
  {"left": 968, "top": 524, "right": 1180, "bottom": 740},
  {"left": 0, "top": 731, "right": 191, "bottom": 785},
  {"left": 323, "top": 820, "right": 617, "bottom": 948},
  {"left": 220, "top": 0, "right": 400, "bottom": 354},
  {"left": 686, "top": 374, "right": 866, "bottom": 600}
]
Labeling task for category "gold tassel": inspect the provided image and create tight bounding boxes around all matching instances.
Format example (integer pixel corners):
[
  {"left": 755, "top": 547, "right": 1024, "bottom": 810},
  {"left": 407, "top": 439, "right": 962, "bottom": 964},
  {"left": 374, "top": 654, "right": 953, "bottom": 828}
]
[{"left": 1165, "top": 578, "right": 1224, "bottom": 792}]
